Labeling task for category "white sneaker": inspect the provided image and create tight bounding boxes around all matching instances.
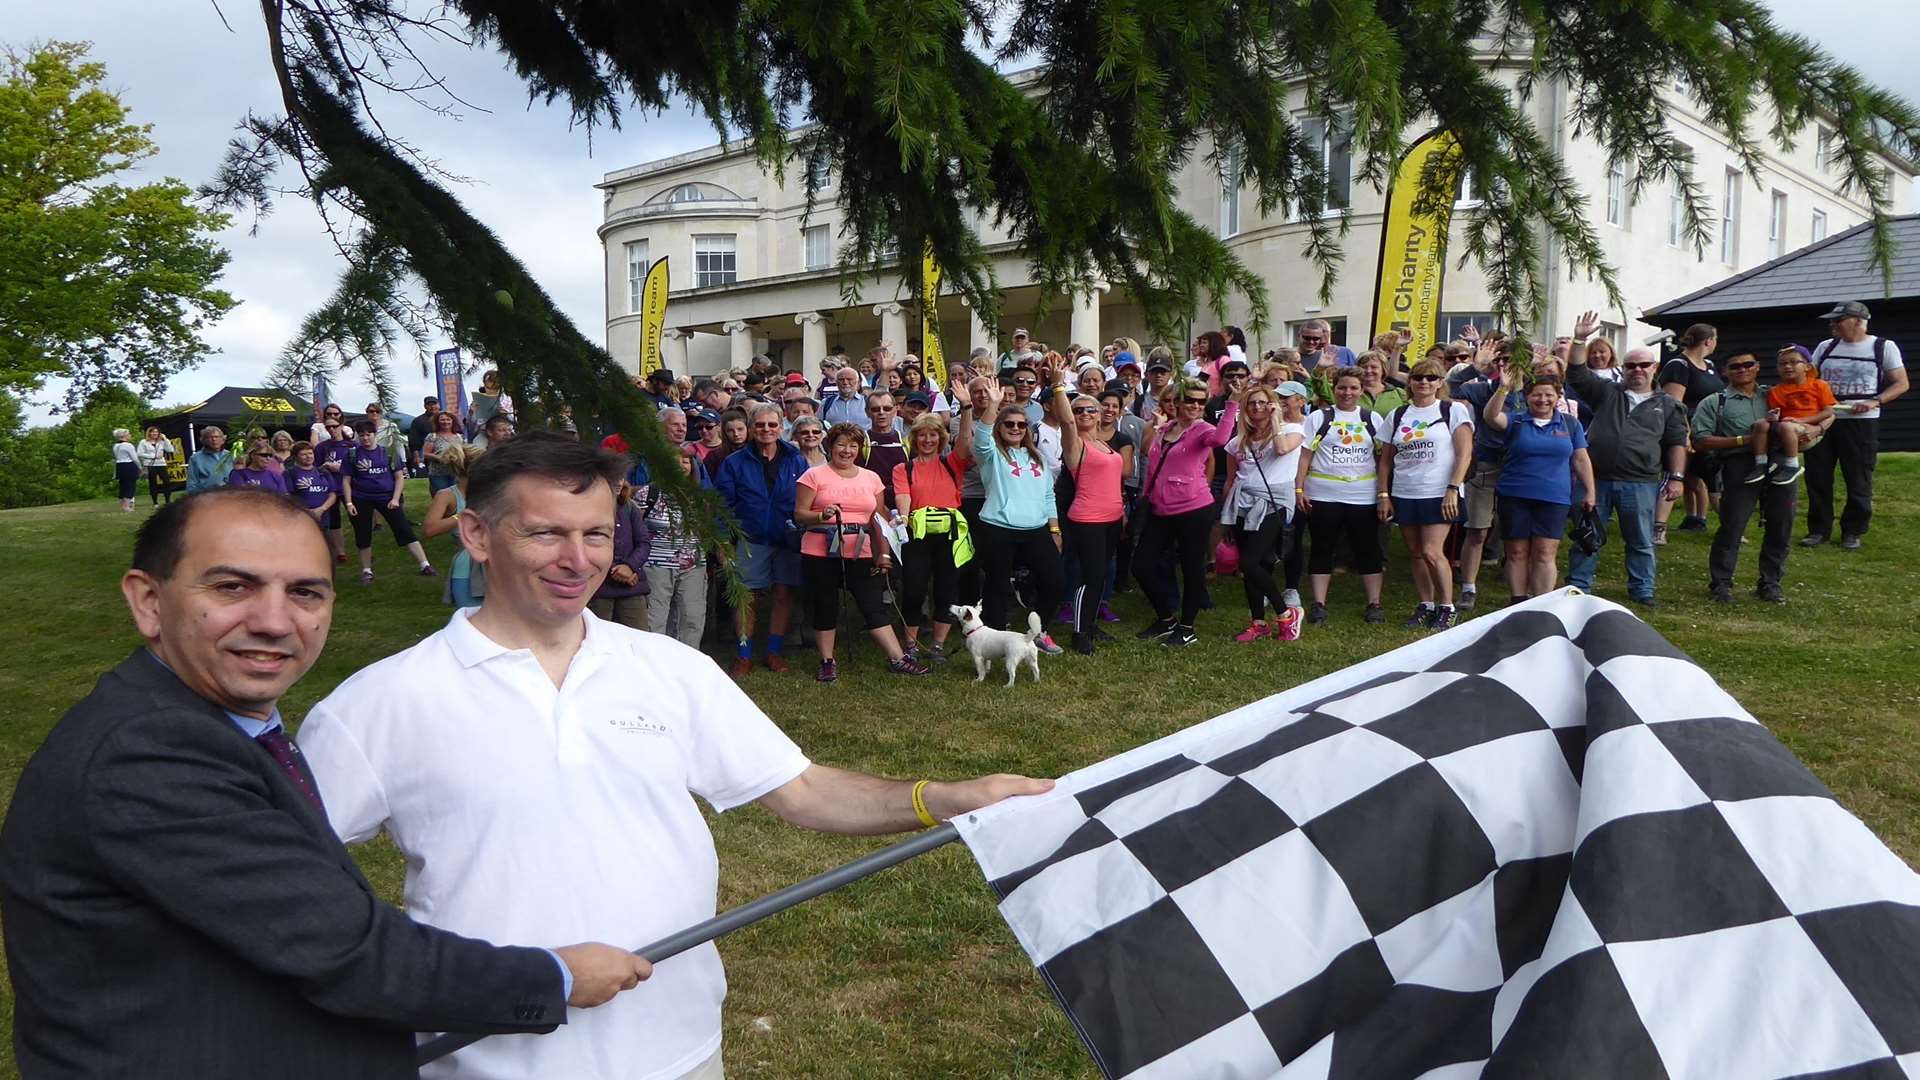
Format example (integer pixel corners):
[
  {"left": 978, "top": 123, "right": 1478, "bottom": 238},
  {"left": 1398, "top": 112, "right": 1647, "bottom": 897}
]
[{"left": 1282, "top": 588, "right": 1302, "bottom": 610}]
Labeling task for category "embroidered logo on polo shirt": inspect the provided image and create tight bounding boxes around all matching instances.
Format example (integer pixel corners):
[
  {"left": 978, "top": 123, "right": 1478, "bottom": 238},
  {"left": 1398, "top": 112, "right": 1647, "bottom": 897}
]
[{"left": 608, "top": 715, "right": 671, "bottom": 735}]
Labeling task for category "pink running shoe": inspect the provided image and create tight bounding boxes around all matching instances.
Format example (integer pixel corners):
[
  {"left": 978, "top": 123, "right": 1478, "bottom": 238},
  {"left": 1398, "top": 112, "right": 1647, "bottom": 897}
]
[
  {"left": 1274, "top": 607, "right": 1303, "bottom": 642},
  {"left": 1234, "top": 621, "right": 1269, "bottom": 643}
]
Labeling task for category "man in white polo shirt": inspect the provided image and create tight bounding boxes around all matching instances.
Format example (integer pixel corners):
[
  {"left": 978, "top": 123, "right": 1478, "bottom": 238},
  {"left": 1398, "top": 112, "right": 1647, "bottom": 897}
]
[{"left": 297, "top": 432, "right": 1050, "bottom": 1080}]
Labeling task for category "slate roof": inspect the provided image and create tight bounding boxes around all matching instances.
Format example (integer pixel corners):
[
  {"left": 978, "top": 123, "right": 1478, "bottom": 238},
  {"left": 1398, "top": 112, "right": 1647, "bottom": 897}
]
[{"left": 1645, "top": 214, "right": 1920, "bottom": 319}]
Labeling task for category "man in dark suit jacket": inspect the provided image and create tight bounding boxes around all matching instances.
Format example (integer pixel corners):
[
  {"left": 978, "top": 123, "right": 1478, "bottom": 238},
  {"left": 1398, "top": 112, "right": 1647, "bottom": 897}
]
[{"left": 0, "top": 488, "right": 650, "bottom": 1080}]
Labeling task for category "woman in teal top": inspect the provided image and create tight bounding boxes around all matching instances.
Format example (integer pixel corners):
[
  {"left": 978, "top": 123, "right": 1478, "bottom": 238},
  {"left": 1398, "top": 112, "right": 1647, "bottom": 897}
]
[
  {"left": 421, "top": 442, "right": 484, "bottom": 606},
  {"left": 952, "top": 376, "right": 1064, "bottom": 652}
]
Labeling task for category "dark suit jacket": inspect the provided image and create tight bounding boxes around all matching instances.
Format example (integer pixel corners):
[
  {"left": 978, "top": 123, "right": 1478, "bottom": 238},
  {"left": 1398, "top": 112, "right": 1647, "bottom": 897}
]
[{"left": 1, "top": 650, "right": 567, "bottom": 1079}]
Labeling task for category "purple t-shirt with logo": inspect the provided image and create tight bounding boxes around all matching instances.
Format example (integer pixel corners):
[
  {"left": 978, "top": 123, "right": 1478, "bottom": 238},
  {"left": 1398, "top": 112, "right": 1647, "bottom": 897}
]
[
  {"left": 347, "top": 445, "right": 396, "bottom": 500},
  {"left": 226, "top": 468, "right": 290, "bottom": 494},
  {"left": 288, "top": 466, "right": 336, "bottom": 509},
  {"left": 319, "top": 438, "right": 355, "bottom": 475}
]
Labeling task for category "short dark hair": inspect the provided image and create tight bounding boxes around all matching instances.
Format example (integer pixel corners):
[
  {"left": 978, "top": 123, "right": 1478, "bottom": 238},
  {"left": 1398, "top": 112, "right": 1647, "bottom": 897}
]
[
  {"left": 354, "top": 419, "right": 379, "bottom": 435},
  {"left": 133, "top": 490, "right": 323, "bottom": 580},
  {"left": 484, "top": 414, "right": 513, "bottom": 432},
  {"left": 466, "top": 430, "right": 625, "bottom": 523}
]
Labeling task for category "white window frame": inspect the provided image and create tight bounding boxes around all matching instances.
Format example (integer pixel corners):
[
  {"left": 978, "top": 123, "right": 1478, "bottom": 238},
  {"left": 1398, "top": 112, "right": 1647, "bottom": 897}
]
[
  {"left": 807, "top": 158, "right": 834, "bottom": 192},
  {"left": 802, "top": 224, "right": 830, "bottom": 271},
  {"left": 1290, "top": 111, "right": 1353, "bottom": 220},
  {"left": 1220, "top": 141, "right": 1244, "bottom": 238},
  {"left": 1666, "top": 160, "right": 1687, "bottom": 248},
  {"left": 1438, "top": 313, "right": 1496, "bottom": 343},
  {"left": 1767, "top": 190, "right": 1787, "bottom": 258},
  {"left": 1719, "top": 168, "right": 1742, "bottom": 265},
  {"left": 624, "top": 240, "right": 649, "bottom": 315},
  {"left": 1812, "top": 207, "right": 1829, "bottom": 242},
  {"left": 692, "top": 234, "right": 737, "bottom": 288},
  {"left": 1816, "top": 124, "right": 1835, "bottom": 172},
  {"left": 1605, "top": 160, "right": 1627, "bottom": 227}
]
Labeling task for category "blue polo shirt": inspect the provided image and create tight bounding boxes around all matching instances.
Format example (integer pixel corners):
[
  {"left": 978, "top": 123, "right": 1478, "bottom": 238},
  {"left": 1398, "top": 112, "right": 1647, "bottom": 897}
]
[{"left": 1496, "top": 411, "right": 1588, "bottom": 505}]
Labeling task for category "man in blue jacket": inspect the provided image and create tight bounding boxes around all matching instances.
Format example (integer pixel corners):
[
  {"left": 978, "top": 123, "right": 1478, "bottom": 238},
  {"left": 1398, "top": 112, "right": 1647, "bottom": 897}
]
[{"left": 714, "top": 402, "right": 809, "bottom": 677}]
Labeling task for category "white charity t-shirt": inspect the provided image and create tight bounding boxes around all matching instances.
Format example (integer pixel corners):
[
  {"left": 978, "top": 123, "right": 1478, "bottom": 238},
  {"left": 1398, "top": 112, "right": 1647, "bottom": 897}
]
[
  {"left": 1386, "top": 401, "right": 1474, "bottom": 499},
  {"left": 298, "top": 608, "right": 811, "bottom": 1080},
  {"left": 1303, "top": 408, "right": 1390, "bottom": 505},
  {"left": 1227, "top": 423, "right": 1306, "bottom": 514},
  {"left": 1816, "top": 335, "right": 1904, "bottom": 420}
]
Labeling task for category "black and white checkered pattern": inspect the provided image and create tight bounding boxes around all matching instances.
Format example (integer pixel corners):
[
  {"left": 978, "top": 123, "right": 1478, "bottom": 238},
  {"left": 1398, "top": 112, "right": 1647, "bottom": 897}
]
[{"left": 956, "top": 591, "right": 1920, "bottom": 1079}]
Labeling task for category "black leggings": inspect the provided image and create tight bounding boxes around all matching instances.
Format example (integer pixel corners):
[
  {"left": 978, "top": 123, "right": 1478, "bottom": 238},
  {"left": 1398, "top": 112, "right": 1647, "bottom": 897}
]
[
  {"left": 146, "top": 465, "right": 173, "bottom": 504},
  {"left": 1135, "top": 506, "right": 1213, "bottom": 625},
  {"left": 900, "top": 531, "right": 960, "bottom": 628},
  {"left": 350, "top": 499, "right": 418, "bottom": 549},
  {"left": 1237, "top": 511, "right": 1297, "bottom": 622},
  {"left": 116, "top": 461, "right": 141, "bottom": 500},
  {"left": 974, "top": 520, "right": 1065, "bottom": 631},
  {"left": 1307, "top": 501, "right": 1384, "bottom": 575},
  {"left": 1063, "top": 518, "right": 1121, "bottom": 633},
  {"left": 802, "top": 554, "right": 893, "bottom": 632}
]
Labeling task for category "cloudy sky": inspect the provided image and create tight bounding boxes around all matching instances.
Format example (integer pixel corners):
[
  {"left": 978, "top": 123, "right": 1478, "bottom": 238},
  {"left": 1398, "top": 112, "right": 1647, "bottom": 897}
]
[{"left": 10, "top": 0, "right": 1919, "bottom": 424}]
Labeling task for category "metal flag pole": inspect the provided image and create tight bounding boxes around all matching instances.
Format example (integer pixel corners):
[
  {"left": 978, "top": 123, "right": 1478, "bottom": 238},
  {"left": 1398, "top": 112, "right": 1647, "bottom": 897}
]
[{"left": 416, "top": 822, "right": 962, "bottom": 1066}]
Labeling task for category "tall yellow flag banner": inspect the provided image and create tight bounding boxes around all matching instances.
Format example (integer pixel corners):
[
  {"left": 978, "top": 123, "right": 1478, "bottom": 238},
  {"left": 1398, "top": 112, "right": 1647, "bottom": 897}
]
[
  {"left": 638, "top": 257, "right": 671, "bottom": 377},
  {"left": 921, "top": 242, "right": 947, "bottom": 391},
  {"left": 1369, "top": 130, "right": 1460, "bottom": 361}
]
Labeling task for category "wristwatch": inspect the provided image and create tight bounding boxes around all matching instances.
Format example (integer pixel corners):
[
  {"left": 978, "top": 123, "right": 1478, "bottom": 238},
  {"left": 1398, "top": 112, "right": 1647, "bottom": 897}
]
[{"left": 1665, "top": 472, "right": 1685, "bottom": 483}]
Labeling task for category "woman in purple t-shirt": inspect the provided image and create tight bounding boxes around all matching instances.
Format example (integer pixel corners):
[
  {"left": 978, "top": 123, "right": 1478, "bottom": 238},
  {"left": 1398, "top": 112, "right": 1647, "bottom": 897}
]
[
  {"left": 286, "top": 442, "right": 338, "bottom": 524},
  {"left": 225, "top": 445, "right": 291, "bottom": 494},
  {"left": 342, "top": 420, "right": 434, "bottom": 585}
]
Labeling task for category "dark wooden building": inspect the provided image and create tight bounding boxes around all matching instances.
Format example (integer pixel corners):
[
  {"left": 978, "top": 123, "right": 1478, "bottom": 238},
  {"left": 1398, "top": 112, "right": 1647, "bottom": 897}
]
[{"left": 1644, "top": 214, "right": 1920, "bottom": 451}]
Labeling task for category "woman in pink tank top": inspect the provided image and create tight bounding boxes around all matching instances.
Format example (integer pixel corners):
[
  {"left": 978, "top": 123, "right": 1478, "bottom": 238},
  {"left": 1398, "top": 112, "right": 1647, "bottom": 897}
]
[{"left": 1047, "top": 355, "right": 1134, "bottom": 655}]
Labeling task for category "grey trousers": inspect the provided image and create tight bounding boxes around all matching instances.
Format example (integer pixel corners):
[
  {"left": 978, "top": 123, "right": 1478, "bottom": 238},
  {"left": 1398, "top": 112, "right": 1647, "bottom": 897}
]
[{"left": 645, "top": 564, "right": 708, "bottom": 648}]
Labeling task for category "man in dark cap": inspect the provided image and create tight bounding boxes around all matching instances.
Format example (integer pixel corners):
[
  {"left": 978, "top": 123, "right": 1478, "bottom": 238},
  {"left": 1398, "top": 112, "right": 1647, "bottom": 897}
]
[
  {"left": 642, "top": 368, "right": 677, "bottom": 410},
  {"left": 1801, "top": 301, "right": 1907, "bottom": 550}
]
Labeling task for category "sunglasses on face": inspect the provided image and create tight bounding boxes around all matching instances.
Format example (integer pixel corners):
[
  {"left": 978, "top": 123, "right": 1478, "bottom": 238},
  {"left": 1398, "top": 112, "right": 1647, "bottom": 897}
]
[
  {"left": 1624, "top": 361, "right": 1656, "bottom": 370},
  {"left": 1182, "top": 397, "right": 1209, "bottom": 406},
  {"left": 1300, "top": 337, "right": 1325, "bottom": 346},
  {"left": 1225, "top": 372, "right": 1248, "bottom": 380},
  {"left": 1410, "top": 373, "right": 1442, "bottom": 382},
  {"left": 1725, "top": 361, "right": 1758, "bottom": 371},
  {"left": 1072, "top": 406, "right": 1099, "bottom": 415},
  {"left": 751, "top": 421, "right": 783, "bottom": 430},
  {"left": 1014, "top": 378, "right": 1037, "bottom": 386},
  {"left": 1000, "top": 420, "right": 1029, "bottom": 430}
]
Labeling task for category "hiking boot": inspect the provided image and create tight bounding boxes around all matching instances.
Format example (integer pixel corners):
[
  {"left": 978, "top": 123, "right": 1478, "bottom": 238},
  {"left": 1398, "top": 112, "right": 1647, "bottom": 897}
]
[
  {"left": 1072, "top": 632, "right": 1096, "bottom": 656},
  {"left": 1401, "top": 604, "right": 1435, "bottom": 630},
  {"left": 1456, "top": 585, "right": 1478, "bottom": 612},
  {"left": 815, "top": 659, "right": 839, "bottom": 683},
  {"left": 1274, "top": 607, "right": 1303, "bottom": 641},
  {"left": 1709, "top": 583, "right": 1735, "bottom": 603},
  {"left": 1428, "top": 607, "right": 1458, "bottom": 632},
  {"left": 1306, "top": 602, "right": 1329, "bottom": 625},
  {"left": 1840, "top": 534, "right": 1863, "bottom": 551},
  {"left": 1364, "top": 603, "right": 1385, "bottom": 624},
  {"left": 1235, "top": 621, "right": 1270, "bottom": 643},
  {"left": 765, "top": 653, "right": 791, "bottom": 674},
  {"left": 1754, "top": 582, "right": 1786, "bottom": 604},
  {"left": 1136, "top": 617, "right": 1178, "bottom": 640},
  {"left": 1161, "top": 625, "right": 1199, "bottom": 648},
  {"left": 1770, "top": 461, "right": 1804, "bottom": 486},
  {"left": 730, "top": 656, "right": 754, "bottom": 678},
  {"left": 1035, "top": 633, "right": 1065, "bottom": 656},
  {"left": 887, "top": 655, "right": 931, "bottom": 676},
  {"left": 1800, "top": 533, "right": 1828, "bottom": 547}
]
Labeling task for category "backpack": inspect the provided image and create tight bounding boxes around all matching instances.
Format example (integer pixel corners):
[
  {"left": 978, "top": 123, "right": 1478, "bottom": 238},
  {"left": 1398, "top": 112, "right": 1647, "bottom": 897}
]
[
  {"left": 1810, "top": 336, "right": 1891, "bottom": 401},
  {"left": 1306, "top": 407, "right": 1382, "bottom": 452},
  {"left": 1388, "top": 401, "right": 1465, "bottom": 439},
  {"left": 904, "top": 454, "right": 961, "bottom": 493}
]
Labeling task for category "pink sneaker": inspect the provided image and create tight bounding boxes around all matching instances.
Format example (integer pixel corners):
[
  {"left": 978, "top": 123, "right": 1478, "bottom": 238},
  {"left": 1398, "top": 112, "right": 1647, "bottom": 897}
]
[
  {"left": 1274, "top": 607, "right": 1303, "bottom": 642},
  {"left": 1234, "top": 621, "right": 1269, "bottom": 643}
]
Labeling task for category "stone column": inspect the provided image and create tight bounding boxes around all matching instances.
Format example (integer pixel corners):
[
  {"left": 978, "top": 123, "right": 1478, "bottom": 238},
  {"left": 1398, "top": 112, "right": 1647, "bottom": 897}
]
[
  {"left": 872, "top": 302, "right": 909, "bottom": 354},
  {"left": 661, "top": 328, "right": 690, "bottom": 377},
  {"left": 795, "top": 311, "right": 828, "bottom": 372},
  {"left": 961, "top": 294, "right": 995, "bottom": 358},
  {"left": 723, "top": 320, "right": 755, "bottom": 371},
  {"left": 1069, "top": 280, "right": 1112, "bottom": 351}
]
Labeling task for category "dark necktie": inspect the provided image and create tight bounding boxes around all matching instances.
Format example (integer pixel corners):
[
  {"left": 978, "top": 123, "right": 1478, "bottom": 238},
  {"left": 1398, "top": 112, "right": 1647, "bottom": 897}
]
[{"left": 255, "top": 728, "right": 325, "bottom": 812}]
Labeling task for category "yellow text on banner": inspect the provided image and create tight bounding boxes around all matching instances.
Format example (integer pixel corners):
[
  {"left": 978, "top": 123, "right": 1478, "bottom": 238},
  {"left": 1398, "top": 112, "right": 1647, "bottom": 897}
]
[
  {"left": 638, "top": 257, "right": 671, "bottom": 378},
  {"left": 1369, "top": 129, "right": 1460, "bottom": 361},
  {"left": 921, "top": 242, "right": 947, "bottom": 392}
]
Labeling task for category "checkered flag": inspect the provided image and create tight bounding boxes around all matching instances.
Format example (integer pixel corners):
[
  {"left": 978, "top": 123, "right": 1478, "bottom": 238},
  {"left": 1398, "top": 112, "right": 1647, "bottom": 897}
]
[{"left": 955, "top": 590, "right": 1920, "bottom": 1079}]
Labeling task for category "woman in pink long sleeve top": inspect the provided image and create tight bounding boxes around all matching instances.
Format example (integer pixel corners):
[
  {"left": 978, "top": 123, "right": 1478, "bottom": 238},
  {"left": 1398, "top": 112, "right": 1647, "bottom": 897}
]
[{"left": 1133, "top": 380, "right": 1239, "bottom": 647}]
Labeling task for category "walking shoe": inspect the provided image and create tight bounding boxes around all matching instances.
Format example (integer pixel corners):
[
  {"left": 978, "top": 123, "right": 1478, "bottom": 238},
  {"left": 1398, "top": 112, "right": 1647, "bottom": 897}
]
[
  {"left": 887, "top": 655, "right": 932, "bottom": 675},
  {"left": 730, "top": 656, "right": 754, "bottom": 678},
  {"left": 1161, "top": 625, "right": 1199, "bottom": 648},
  {"left": 765, "top": 653, "right": 791, "bottom": 673},
  {"left": 1743, "top": 464, "right": 1773, "bottom": 485},
  {"left": 900, "top": 643, "right": 922, "bottom": 665},
  {"left": 1709, "top": 584, "right": 1735, "bottom": 604},
  {"left": 1306, "top": 602, "right": 1329, "bottom": 625},
  {"left": 358, "top": 569, "right": 374, "bottom": 586},
  {"left": 336, "top": 553, "right": 349, "bottom": 564},
  {"left": 815, "top": 659, "right": 839, "bottom": 683},
  {"left": 1629, "top": 595, "right": 1659, "bottom": 608},
  {"left": 928, "top": 644, "right": 949, "bottom": 664},
  {"left": 1840, "top": 534, "right": 1863, "bottom": 551},
  {"left": 1136, "top": 617, "right": 1179, "bottom": 640},
  {"left": 1401, "top": 603, "right": 1435, "bottom": 630},
  {"left": 1428, "top": 607, "right": 1458, "bottom": 631},
  {"left": 1274, "top": 607, "right": 1303, "bottom": 641},
  {"left": 1097, "top": 602, "right": 1121, "bottom": 623},
  {"left": 1800, "top": 533, "right": 1828, "bottom": 547},
  {"left": 1652, "top": 522, "right": 1668, "bottom": 546},
  {"left": 418, "top": 563, "right": 438, "bottom": 577},
  {"left": 1091, "top": 626, "right": 1116, "bottom": 643},
  {"left": 1035, "top": 633, "right": 1065, "bottom": 656},
  {"left": 1053, "top": 603, "right": 1075, "bottom": 626},
  {"left": 1770, "top": 461, "right": 1804, "bottom": 486},
  {"left": 1456, "top": 584, "right": 1478, "bottom": 612},
  {"left": 1677, "top": 515, "right": 1709, "bottom": 533},
  {"left": 1235, "top": 621, "right": 1270, "bottom": 643},
  {"left": 1072, "top": 632, "right": 1096, "bottom": 656},
  {"left": 1754, "top": 582, "right": 1786, "bottom": 604},
  {"left": 1364, "top": 603, "right": 1385, "bottom": 624}
]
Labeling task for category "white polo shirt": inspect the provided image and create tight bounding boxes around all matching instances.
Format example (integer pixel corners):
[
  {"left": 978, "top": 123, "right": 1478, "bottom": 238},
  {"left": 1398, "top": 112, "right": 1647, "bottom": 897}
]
[{"left": 298, "top": 608, "right": 810, "bottom": 1080}]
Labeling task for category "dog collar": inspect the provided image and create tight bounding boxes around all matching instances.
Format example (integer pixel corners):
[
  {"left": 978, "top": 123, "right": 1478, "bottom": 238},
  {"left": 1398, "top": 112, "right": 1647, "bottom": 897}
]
[{"left": 963, "top": 624, "right": 991, "bottom": 638}]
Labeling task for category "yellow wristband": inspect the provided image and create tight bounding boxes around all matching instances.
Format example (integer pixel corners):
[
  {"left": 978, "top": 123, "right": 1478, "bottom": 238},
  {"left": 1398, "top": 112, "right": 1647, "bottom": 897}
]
[{"left": 911, "top": 780, "right": 939, "bottom": 828}]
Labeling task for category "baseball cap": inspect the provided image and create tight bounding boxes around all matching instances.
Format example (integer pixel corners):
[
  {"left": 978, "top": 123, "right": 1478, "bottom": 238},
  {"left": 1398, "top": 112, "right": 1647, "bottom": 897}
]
[
  {"left": 1219, "top": 359, "right": 1251, "bottom": 376},
  {"left": 1819, "top": 300, "right": 1871, "bottom": 321},
  {"left": 1013, "top": 327, "right": 1030, "bottom": 338},
  {"left": 647, "top": 368, "right": 675, "bottom": 383},
  {"left": 784, "top": 372, "right": 809, "bottom": 387},
  {"left": 1146, "top": 358, "right": 1173, "bottom": 373},
  {"left": 1113, "top": 350, "right": 1140, "bottom": 369},
  {"left": 903, "top": 390, "right": 933, "bottom": 409},
  {"left": 1276, "top": 380, "right": 1309, "bottom": 399}
]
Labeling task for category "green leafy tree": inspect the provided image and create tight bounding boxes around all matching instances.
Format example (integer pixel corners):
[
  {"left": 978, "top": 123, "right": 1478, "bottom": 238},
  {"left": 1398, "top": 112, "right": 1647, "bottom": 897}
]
[
  {"left": 0, "top": 385, "right": 148, "bottom": 508},
  {"left": 205, "top": 0, "right": 1919, "bottom": 538},
  {"left": 0, "top": 42, "right": 237, "bottom": 407}
]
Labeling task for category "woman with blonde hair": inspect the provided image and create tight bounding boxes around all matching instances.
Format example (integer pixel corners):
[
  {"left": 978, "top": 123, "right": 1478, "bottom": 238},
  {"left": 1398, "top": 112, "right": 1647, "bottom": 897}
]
[
  {"left": 111, "top": 428, "right": 141, "bottom": 511},
  {"left": 1223, "top": 383, "right": 1308, "bottom": 641},
  {"left": 1135, "top": 376, "right": 1239, "bottom": 647},
  {"left": 892, "top": 413, "right": 969, "bottom": 662},
  {"left": 422, "top": 442, "right": 486, "bottom": 607},
  {"left": 1045, "top": 354, "right": 1132, "bottom": 654},
  {"left": 1379, "top": 358, "right": 1476, "bottom": 630},
  {"left": 952, "top": 377, "right": 1066, "bottom": 653}
]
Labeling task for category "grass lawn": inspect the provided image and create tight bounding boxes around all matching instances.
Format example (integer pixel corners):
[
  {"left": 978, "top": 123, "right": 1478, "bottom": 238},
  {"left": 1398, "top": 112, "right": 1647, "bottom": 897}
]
[{"left": 2, "top": 459, "right": 1917, "bottom": 1078}]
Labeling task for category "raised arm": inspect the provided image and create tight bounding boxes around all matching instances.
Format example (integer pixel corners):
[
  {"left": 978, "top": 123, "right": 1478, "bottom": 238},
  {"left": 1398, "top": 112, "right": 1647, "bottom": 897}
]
[{"left": 1045, "top": 353, "right": 1083, "bottom": 468}]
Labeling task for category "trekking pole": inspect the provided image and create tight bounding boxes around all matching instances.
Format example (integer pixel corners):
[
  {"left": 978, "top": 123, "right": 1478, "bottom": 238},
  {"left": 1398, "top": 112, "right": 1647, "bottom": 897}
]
[{"left": 416, "top": 823, "right": 962, "bottom": 1066}]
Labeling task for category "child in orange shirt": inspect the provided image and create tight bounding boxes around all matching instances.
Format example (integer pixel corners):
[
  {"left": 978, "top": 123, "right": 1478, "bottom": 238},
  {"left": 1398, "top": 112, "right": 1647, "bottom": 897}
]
[{"left": 1747, "top": 345, "right": 1836, "bottom": 485}]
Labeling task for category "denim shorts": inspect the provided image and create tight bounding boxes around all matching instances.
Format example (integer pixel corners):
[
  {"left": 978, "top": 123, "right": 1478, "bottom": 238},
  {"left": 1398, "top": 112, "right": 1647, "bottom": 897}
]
[{"left": 736, "top": 540, "right": 803, "bottom": 590}]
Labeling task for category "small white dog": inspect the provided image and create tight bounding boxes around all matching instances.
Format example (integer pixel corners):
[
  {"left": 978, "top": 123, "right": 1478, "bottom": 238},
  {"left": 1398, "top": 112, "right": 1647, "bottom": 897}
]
[{"left": 949, "top": 603, "right": 1043, "bottom": 686}]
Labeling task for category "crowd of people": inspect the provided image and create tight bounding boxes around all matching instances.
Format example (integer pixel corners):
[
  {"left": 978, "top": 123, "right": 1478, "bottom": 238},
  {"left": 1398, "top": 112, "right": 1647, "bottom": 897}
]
[{"left": 118, "top": 298, "right": 1906, "bottom": 679}]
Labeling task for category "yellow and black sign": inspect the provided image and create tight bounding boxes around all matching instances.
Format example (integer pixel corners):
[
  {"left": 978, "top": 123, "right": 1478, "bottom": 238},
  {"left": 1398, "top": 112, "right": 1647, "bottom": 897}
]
[
  {"left": 922, "top": 241, "right": 947, "bottom": 391},
  {"left": 638, "top": 257, "right": 671, "bottom": 377},
  {"left": 1369, "top": 129, "right": 1461, "bottom": 361},
  {"left": 238, "top": 395, "right": 297, "bottom": 413}
]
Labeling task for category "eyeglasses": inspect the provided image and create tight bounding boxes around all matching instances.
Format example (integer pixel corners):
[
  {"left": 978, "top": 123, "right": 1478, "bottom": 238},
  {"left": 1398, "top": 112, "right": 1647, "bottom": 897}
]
[
  {"left": 751, "top": 421, "right": 783, "bottom": 430},
  {"left": 1300, "top": 337, "right": 1326, "bottom": 346},
  {"left": 1224, "top": 372, "right": 1248, "bottom": 380},
  {"left": 1623, "top": 361, "right": 1657, "bottom": 370},
  {"left": 1014, "top": 378, "right": 1038, "bottom": 387}
]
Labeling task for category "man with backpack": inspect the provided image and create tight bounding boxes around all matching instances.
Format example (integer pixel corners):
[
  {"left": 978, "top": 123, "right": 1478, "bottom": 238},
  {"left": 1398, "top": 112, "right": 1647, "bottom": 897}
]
[
  {"left": 1801, "top": 301, "right": 1909, "bottom": 551},
  {"left": 1566, "top": 346, "right": 1690, "bottom": 606}
]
